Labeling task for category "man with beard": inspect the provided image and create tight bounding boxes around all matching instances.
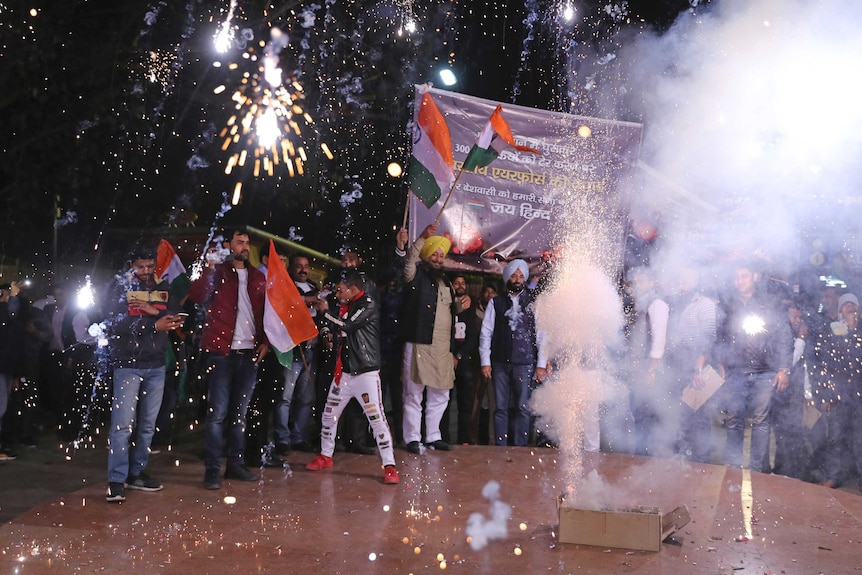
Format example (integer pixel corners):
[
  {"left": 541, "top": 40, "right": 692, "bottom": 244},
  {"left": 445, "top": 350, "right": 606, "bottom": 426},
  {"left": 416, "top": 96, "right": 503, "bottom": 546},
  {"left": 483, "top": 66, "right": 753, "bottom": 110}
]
[
  {"left": 442, "top": 274, "right": 480, "bottom": 444},
  {"left": 399, "top": 223, "right": 469, "bottom": 454},
  {"left": 479, "top": 259, "right": 548, "bottom": 447},
  {"left": 188, "top": 228, "right": 270, "bottom": 490},
  {"left": 472, "top": 283, "right": 498, "bottom": 445},
  {"left": 272, "top": 253, "right": 325, "bottom": 456},
  {"left": 103, "top": 245, "right": 183, "bottom": 501}
]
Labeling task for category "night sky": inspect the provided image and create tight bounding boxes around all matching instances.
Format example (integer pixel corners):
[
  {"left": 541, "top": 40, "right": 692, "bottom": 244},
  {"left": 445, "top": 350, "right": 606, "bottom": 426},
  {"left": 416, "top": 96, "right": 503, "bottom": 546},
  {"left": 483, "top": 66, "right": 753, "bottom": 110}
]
[{"left": 0, "top": 0, "right": 702, "bottom": 285}]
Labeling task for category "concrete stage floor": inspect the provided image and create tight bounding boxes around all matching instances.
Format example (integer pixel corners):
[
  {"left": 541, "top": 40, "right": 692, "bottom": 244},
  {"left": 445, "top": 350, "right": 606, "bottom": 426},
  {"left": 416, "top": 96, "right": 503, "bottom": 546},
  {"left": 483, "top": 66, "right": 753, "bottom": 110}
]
[{"left": 1, "top": 444, "right": 861, "bottom": 574}]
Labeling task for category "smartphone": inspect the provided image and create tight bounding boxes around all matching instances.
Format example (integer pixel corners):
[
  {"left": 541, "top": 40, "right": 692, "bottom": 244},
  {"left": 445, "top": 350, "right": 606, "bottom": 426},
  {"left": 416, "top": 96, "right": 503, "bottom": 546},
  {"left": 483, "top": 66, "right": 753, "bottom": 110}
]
[{"left": 176, "top": 312, "right": 190, "bottom": 318}]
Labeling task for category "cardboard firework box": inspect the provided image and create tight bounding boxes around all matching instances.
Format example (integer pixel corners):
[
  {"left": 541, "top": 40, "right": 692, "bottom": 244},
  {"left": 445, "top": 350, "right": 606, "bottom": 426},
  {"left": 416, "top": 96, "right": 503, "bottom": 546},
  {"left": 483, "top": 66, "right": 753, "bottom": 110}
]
[{"left": 558, "top": 497, "right": 690, "bottom": 552}]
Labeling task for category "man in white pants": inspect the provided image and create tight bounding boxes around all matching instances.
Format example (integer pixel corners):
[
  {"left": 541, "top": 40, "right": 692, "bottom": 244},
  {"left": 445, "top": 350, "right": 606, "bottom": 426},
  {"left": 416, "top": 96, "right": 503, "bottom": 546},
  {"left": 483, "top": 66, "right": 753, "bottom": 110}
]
[
  {"left": 397, "top": 224, "right": 470, "bottom": 454},
  {"left": 306, "top": 270, "right": 400, "bottom": 485}
]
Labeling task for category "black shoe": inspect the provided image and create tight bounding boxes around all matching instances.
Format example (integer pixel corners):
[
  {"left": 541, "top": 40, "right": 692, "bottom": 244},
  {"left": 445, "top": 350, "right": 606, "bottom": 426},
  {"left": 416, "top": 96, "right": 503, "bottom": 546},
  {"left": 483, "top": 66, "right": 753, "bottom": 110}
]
[
  {"left": 125, "top": 472, "right": 164, "bottom": 492},
  {"left": 263, "top": 455, "right": 287, "bottom": 468},
  {"left": 406, "top": 441, "right": 422, "bottom": 454},
  {"left": 204, "top": 469, "right": 222, "bottom": 490},
  {"left": 348, "top": 444, "right": 377, "bottom": 456},
  {"left": 225, "top": 465, "right": 259, "bottom": 482},
  {"left": 291, "top": 441, "right": 315, "bottom": 453},
  {"left": 426, "top": 440, "right": 451, "bottom": 451},
  {"left": 275, "top": 442, "right": 292, "bottom": 457},
  {"left": 106, "top": 482, "right": 126, "bottom": 502}
]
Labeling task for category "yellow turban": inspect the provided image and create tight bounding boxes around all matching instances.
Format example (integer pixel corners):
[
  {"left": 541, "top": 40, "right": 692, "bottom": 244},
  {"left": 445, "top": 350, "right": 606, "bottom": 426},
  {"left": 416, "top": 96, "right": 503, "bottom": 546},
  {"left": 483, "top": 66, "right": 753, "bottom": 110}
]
[{"left": 419, "top": 236, "right": 451, "bottom": 260}]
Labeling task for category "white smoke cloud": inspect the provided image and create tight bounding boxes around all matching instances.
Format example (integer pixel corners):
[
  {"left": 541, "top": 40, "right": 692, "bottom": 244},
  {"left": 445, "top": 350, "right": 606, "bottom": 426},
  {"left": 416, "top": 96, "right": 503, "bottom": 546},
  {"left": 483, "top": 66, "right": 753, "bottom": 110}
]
[
  {"left": 619, "top": 0, "right": 862, "bottom": 258},
  {"left": 465, "top": 481, "right": 512, "bottom": 551}
]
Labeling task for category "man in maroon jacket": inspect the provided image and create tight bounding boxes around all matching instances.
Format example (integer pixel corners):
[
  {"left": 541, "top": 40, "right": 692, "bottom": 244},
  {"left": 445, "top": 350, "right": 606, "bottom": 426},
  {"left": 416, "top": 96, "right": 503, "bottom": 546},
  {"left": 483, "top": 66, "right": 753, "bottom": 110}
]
[{"left": 188, "top": 228, "right": 270, "bottom": 490}]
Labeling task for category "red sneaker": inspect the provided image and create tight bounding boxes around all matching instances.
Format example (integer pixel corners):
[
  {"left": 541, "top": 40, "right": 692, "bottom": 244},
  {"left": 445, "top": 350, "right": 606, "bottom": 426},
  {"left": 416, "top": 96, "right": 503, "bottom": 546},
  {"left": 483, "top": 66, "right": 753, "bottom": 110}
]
[
  {"left": 383, "top": 465, "right": 400, "bottom": 484},
  {"left": 306, "top": 454, "right": 333, "bottom": 471}
]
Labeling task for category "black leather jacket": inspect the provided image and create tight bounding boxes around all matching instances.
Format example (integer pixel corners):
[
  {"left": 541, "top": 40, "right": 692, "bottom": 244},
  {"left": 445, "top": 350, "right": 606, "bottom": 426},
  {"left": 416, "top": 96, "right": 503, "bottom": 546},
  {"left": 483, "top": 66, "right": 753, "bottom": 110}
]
[{"left": 323, "top": 290, "right": 381, "bottom": 375}]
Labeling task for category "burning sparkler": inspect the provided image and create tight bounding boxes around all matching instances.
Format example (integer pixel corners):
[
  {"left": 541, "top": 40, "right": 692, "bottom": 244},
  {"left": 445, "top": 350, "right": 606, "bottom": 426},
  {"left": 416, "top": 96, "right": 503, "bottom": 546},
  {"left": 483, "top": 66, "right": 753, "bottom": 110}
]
[
  {"left": 214, "top": 0, "right": 239, "bottom": 53},
  {"left": 741, "top": 314, "right": 767, "bottom": 336}
]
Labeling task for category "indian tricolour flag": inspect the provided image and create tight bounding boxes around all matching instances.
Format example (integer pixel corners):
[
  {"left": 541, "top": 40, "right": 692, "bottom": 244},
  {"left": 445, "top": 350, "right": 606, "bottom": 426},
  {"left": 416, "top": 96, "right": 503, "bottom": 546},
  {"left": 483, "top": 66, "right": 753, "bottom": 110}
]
[
  {"left": 462, "top": 105, "right": 540, "bottom": 171},
  {"left": 156, "top": 239, "right": 187, "bottom": 283},
  {"left": 263, "top": 240, "right": 318, "bottom": 367},
  {"left": 409, "top": 91, "right": 455, "bottom": 208}
]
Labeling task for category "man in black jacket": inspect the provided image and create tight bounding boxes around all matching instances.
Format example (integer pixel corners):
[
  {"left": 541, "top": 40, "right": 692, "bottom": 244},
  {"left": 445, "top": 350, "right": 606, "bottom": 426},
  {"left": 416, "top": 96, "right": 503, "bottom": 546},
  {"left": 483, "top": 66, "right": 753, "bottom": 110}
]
[
  {"left": 443, "top": 274, "right": 480, "bottom": 444},
  {"left": 306, "top": 270, "right": 400, "bottom": 484},
  {"left": 716, "top": 261, "right": 792, "bottom": 472},
  {"left": 398, "top": 224, "right": 470, "bottom": 454},
  {"left": 104, "top": 245, "right": 183, "bottom": 502}
]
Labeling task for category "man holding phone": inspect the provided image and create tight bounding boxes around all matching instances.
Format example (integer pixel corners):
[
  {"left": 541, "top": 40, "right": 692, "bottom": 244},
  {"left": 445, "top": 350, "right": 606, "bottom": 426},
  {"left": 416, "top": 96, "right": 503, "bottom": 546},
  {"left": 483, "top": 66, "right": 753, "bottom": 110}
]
[{"left": 104, "top": 244, "right": 183, "bottom": 502}]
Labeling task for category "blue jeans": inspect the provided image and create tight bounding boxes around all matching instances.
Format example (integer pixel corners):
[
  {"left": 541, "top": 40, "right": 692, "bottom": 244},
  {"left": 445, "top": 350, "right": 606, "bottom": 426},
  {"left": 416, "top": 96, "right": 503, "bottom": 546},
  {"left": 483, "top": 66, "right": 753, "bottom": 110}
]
[
  {"left": 274, "top": 347, "right": 316, "bottom": 444},
  {"left": 204, "top": 351, "right": 259, "bottom": 471},
  {"left": 108, "top": 367, "right": 165, "bottom": 483},
  {"left": 492, "top": 362, "right": 534, "bottom": 446},
  {"left": 723, "top": 371, "right": 775, "bottom": 472}
]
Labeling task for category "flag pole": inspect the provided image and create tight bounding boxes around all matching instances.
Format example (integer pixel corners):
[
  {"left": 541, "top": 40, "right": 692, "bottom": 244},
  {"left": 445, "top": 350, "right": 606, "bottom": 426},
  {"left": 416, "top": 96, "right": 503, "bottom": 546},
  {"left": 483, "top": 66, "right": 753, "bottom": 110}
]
[
  {"left": 297, "top": 343, "right": 309, "bottom": 374},
  {"left": 402, "top": 190, "right": 411, "bottom": 230},
  {"left": 433, "top": 167, "right": 466, "bottom": 226}
]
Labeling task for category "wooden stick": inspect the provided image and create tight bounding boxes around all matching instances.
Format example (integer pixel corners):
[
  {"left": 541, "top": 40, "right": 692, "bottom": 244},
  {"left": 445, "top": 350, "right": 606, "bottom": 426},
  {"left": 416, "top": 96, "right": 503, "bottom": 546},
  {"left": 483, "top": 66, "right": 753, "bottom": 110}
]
[
  {"left": 297, "top": 343, "right": 309, "bottom": 374},
  {"left": 433, "top": 167, "right": 466, "bottom": 225},
  {"left": 402, "top": 189, "right": 411, "bottom": 230}
]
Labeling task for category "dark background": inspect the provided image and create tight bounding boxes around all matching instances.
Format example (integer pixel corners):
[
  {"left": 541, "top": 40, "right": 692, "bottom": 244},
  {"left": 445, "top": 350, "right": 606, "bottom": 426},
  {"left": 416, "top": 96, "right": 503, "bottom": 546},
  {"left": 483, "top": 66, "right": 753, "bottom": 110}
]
[{"left": 0, "top": 0, "right": 702, "bottom": 284}]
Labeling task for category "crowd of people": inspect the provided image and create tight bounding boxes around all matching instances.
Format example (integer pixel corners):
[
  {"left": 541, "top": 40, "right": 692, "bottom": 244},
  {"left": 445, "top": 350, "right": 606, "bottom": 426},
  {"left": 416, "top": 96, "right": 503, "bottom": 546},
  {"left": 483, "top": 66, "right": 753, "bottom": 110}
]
[
  {"left": 1, "top": 226, "right": 861, "bottom": 504},
  {"left": 620, "top": 260, "right": 862, "bottom": 490}
]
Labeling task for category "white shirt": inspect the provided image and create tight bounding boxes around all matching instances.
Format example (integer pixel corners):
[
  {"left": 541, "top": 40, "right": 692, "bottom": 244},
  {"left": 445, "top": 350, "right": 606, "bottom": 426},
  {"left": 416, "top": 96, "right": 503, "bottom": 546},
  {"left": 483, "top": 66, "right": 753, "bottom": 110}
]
[
  {"left": 231, "top": 268, "right": 256, "bottom": 350},
  {"left": 479, "top": 295, "right": 548, "bottom": 368}
]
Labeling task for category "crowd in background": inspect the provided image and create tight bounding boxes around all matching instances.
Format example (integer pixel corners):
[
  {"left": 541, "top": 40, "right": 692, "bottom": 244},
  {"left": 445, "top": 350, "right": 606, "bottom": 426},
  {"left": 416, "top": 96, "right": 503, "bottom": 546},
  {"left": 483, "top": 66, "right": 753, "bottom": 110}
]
[{"left": 1, "top": 227, "right": 861, "bottom": 497}]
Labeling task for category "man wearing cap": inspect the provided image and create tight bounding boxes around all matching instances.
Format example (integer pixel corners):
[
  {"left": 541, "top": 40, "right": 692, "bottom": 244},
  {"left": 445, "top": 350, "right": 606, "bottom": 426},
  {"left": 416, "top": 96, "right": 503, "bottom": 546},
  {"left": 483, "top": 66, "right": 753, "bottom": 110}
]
[
  {"left": 479, "top": 259, "right": 548, "bottom": 447},
  {"left": 399, "top": 223, "right": 469, "bottom": 454},
  {"left": 716, "top": 261, "right": 792, "bottom": 472},
  {"left": 812, "top": 292, "right": 862, "bottom": 488}
]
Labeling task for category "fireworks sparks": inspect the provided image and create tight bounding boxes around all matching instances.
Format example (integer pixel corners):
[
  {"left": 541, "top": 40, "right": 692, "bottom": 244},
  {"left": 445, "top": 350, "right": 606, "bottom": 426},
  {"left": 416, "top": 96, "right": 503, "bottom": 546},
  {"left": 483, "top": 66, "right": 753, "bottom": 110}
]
[
  {"left": 76, "top": 276, "right": 95, "bottom": 309},
  {"left": 397, "top": 0, "right": 418, "bottom": 36},
  {"left": 216, "top": 27, "right": 321, "bottom": 204},
  {"left": 214, "top": 0, "right": 239, "bottom": 53},
  {"left": 136, "top": 49, "right": 178, "bottom": 91},
  {"left": 742, "top": 314, "right": 767, "bottom": 335}
]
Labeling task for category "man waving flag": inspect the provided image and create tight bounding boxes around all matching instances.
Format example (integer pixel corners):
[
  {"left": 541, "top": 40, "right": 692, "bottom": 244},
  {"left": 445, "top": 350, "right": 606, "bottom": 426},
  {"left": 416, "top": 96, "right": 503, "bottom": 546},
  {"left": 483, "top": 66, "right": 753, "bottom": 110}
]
[
  {"left": 263, "top": 240, "right": 318, "bottom": 366},
  {"left": 462, "top": 105, "right": 540, "bottom": 171}
]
